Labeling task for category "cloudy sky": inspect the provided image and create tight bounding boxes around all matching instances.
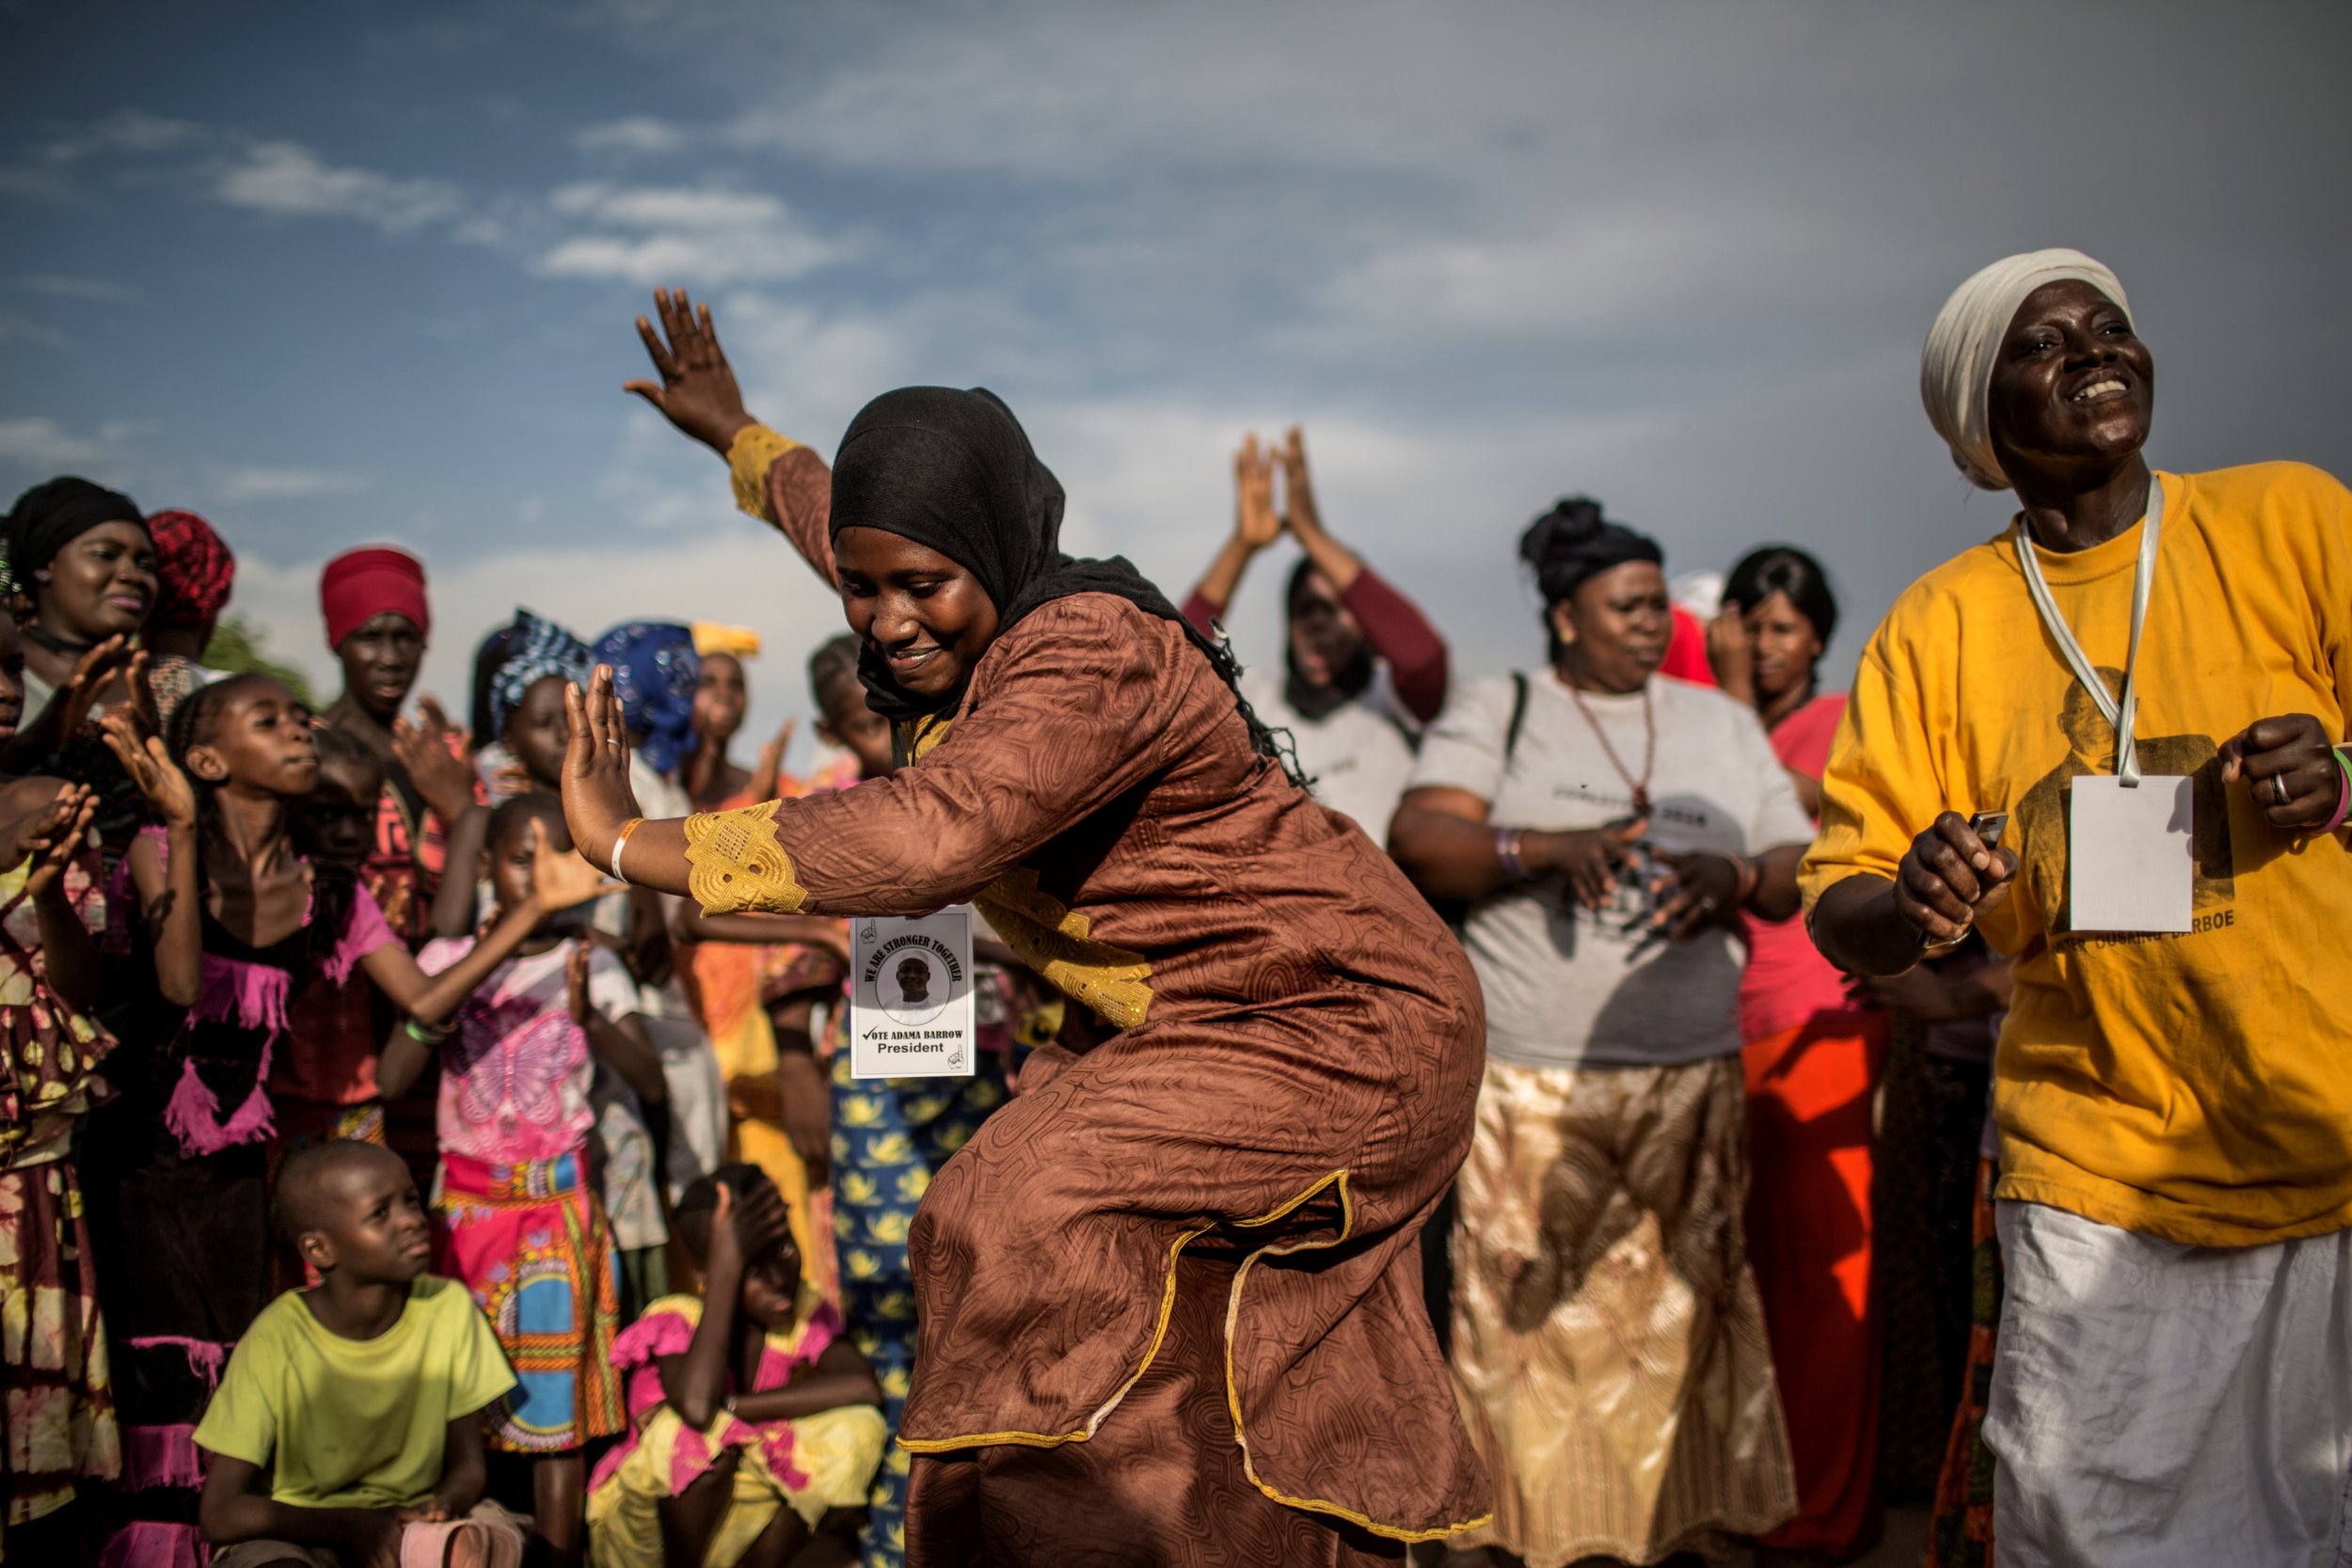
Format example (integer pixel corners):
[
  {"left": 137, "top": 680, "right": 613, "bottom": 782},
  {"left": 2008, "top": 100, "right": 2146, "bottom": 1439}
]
[{"left": 5, "top": 0, "right": 2348, "bottom": 754}]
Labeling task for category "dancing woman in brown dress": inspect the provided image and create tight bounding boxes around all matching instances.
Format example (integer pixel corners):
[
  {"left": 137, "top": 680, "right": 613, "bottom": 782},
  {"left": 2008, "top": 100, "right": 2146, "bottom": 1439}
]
[{"left": 557, "top": 290, "right": 1490, "bottom": 1566}]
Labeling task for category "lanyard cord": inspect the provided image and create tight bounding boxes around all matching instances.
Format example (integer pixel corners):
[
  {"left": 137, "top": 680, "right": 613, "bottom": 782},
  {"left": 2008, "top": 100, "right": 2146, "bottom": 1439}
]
[{"left": 2014, "top": 477, "right": 2164, "bottom": 786}]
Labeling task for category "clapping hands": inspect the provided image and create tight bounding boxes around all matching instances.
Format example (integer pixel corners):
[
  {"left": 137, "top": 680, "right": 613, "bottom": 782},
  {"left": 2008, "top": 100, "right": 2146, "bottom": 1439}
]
[{"left": 1231, "top": 426, "right": 1324, "bottom": 552}]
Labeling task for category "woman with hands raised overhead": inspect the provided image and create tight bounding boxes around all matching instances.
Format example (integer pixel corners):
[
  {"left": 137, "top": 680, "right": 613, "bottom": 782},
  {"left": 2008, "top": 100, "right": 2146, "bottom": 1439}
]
[
  {"left": 1181, "top": 428, "right": 1450, "bottom": 840},
  {"left": 576, "top": 288, "right": 1490, "bottom": 1566}
]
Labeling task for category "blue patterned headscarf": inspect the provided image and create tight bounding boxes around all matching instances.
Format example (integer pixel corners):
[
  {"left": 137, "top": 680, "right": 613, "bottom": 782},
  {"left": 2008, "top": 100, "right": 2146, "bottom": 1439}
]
[
  {"left": 593, "top": 620, "right": 700, "bottom": 776},
  {"left": 488, "top": 609, "right": 591, "bottom": 740}
]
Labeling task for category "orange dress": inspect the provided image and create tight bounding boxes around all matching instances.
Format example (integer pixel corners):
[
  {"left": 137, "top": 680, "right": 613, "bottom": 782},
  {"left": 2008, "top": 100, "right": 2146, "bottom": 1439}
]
[{"left": 1739, "top": 692, "right": 1887, "bottom": 1558}]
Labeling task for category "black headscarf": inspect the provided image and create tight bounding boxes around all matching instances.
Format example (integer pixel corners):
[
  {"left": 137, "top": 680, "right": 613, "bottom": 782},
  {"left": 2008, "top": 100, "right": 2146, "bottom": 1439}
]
[
  {"left": 829, "top": 387, "right": 1296, "bottom": 776},
  {"left": 5, "top": 476, "right": 145, "bottom": 582},
  {"left": 1518, "top": 495, "right": 1661, "bottom": 604}
]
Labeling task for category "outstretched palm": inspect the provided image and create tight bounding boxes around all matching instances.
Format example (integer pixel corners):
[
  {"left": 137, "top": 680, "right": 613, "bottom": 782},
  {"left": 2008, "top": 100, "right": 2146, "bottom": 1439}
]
[{"left": 624, "top": 287, "right": 756, "bottom": 455}]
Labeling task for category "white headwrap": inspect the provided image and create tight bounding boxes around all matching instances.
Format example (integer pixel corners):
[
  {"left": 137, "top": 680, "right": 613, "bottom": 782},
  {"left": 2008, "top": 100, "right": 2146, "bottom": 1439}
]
[{"left": 1918, "top": 248, "right": 2131, "bottom": 491}]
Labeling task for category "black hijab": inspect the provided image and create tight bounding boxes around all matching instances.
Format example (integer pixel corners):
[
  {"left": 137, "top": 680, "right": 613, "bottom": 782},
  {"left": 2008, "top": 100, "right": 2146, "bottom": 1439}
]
[{"left": 828, "top": 387, "right": 1296, "bottom": 775}]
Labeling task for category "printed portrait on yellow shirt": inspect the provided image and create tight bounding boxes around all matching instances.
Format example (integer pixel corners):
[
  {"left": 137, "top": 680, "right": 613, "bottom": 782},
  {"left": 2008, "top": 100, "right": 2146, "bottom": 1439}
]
[{"left": 2012, "top": 667, "right": 2234, "bottom": 935}]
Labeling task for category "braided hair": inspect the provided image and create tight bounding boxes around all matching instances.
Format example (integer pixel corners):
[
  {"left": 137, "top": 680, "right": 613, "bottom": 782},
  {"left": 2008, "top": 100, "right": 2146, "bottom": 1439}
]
[{"left": 167, "top": 673, "right": 359, "bottom": 980}]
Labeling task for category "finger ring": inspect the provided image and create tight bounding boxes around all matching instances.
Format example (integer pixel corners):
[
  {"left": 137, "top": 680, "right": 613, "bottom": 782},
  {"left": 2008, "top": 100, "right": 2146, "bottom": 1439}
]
[
  {"left": 2267, "top": 774, "right": 2291, "bottom": 806},
  {"left": 604, "top": 738, "right": 622, "bottom": 749}
]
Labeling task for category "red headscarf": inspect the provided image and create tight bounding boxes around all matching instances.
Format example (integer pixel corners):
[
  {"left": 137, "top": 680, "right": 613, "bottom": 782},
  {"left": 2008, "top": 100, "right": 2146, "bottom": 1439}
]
[
  {"left": 320, "top": 546, "right": 430, "bottom": 650},
  {"left": 145, "top": 509, "right": 236, "bottom": 632}
]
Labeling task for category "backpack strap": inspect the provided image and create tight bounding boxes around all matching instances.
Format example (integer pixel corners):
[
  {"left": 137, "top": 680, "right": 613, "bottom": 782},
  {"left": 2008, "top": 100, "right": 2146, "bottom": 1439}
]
[{"left": 1502, "top": 671, "right": 1531, "bottom": 767}]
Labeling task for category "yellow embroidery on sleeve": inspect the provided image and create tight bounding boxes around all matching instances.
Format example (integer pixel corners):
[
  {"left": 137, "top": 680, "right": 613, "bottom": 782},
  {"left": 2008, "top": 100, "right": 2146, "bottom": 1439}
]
[
  {"left": 683, "top": 800, "right": 807, "bottom": 915},
  {"left": 725, "top": 423, "right": 801, "bottom": 523},
  {"left": 973, "top": 867, "right": 1152, "bottom": 1030}
]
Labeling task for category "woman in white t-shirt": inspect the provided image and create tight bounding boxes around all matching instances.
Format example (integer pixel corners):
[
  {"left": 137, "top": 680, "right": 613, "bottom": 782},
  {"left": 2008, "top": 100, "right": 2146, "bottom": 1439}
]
[
  {"left": 1180, "top": 427, "right": 1449, "bottom": 839},
  {"left": 1390, "top": 496, "right": 1814, "bottom": 1566}
]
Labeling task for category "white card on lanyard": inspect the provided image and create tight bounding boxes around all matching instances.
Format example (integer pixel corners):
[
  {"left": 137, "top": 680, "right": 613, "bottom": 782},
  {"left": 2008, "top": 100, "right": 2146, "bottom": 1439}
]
[
  {"left": 2017, "top": 479, "right": 2194, "bottom": 935},
  {"left": 2067, "top": 775, "right": 2194, "bottom": 932},
  {"left": 849, "top": 908, "right": 976, "bottom": 1079}
]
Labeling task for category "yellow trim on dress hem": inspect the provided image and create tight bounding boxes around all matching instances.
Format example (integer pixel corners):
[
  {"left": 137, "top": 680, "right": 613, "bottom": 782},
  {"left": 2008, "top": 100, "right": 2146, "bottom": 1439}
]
[
  {"left": 894, "top": 1220, "right": 1214, "bottom": 1454},
  {"left": 1220, "top": 1169, "right": 1493, "bottom": 1544},
  {"left": 899, "top": 1166, "right": 1491, "bottom": 1544}
]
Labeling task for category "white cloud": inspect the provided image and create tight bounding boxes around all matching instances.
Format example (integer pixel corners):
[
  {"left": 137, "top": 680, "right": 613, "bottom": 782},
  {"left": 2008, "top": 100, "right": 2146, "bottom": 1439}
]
[
  {"left": 208, "top": 466, "right": 373, "bottom": 503},
  {"left": 43, "top": 112, "right": 202, "bottom": 165},
  {"left": 214, "top": 141, "right": 461, "bottom": 233},
  {"left": 573, "top": 117, "right": 690, "bottom": 156},
  {"left": 535, "top": 182, "right": 847, "bottom": 286},
  {"left": 0, "top": 417, "right": 103, "bottom": 468},
  {"left": 18, "top": 275, "right": 137, "bottom": 302}
]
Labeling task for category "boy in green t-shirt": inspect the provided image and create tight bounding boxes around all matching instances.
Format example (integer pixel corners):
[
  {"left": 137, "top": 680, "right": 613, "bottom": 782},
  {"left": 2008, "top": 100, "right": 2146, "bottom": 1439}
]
[{"left": 196, "top": 1139, "right": 525, "bottom": 1568}]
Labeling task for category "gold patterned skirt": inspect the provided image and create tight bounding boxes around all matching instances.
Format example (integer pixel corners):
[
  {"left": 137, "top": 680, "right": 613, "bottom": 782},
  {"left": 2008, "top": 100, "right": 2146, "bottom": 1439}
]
[{"left": 1451, "top": 1053, "right": 1795, "bottom": 1567}]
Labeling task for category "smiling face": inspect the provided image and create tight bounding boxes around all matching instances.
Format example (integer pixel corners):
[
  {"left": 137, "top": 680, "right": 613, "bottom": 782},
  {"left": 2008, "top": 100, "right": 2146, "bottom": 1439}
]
[
  {"left": 296, "top": 1145, "right": 434, "bottom": 1286},
  {"left": 896, "top": 955, "right": 933, "bottom": 1003},
  {"left": 831, "top": 527, "right": 1001, "bottom": 705},
  {"left": 502, "top": 674, "right": 572, "bottom": 791},
  {"left": 1550, "top": 561, "right": 1671, "bottom": 694},
  {"left": 37, "top": 519, "right": 157, "bottom": 643},
  {"left": 334, "top": 611, "right": 426, "bottom": 722},
  {"left": 1287, "top": 567, "right": 1366, "bottom": 690},
  {"left": 695, "top": 652, "right": 748, "bottom": 745},
  {"left": 188, "top": 676, "right": 321, "bottom": 798},
  {"left": 1740, "top": 590, "right": 1825, "bottom": 705},
  {"left": 1986, "top": 278, "right": 2154, "bottom": 484}
]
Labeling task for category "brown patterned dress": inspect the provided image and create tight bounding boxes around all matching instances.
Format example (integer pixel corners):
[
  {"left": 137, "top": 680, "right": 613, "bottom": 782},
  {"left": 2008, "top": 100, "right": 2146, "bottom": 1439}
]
[{"left": 684, "top": 426, "right": 1491, "bottom": 1563}]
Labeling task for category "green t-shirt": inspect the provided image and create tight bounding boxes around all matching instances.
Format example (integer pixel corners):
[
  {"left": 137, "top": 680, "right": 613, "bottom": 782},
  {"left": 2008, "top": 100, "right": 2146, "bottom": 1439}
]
[{"left": 194, "top": 1275, "right": 516, "bottom": 1509}]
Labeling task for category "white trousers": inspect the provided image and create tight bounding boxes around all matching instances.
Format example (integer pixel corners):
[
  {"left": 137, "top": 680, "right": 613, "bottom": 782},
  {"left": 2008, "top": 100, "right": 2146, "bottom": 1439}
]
[{"left": 1985, "top": 1200, "right": 2352, "bottom": 1566}]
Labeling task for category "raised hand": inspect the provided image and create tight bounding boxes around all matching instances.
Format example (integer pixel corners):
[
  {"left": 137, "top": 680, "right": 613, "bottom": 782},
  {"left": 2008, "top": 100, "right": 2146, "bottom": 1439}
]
[
  {"left": 528, "top": 817, "right": 619, "bottom": 913},
  {"left": 392, "top": 695, "right": 478, "bottom": 823},
  {"left": 749, "top": 716, "right": 797, "bottom": 804},
  {"left": 1706, "top": 604, "right": 1755, "bottom": 705},
  {"left": 623, "top": 287, "right": 756, "bottom": 455},
  {"left": 560, "top": 666, "right": 644, "bottom": 872},
  {"left": 1276, "top": 426, "right": 1324, "bottom": 538},
  {"left": 99, "top": 710, "right": 198, "bottom": 829},
  {"left": 19, "top": 784, "right": 96, "bottom": 899},
  {"left": 729, "top": 1176, "right": 794, "bottom": 1261},
  {"left": 120, "top": 647, "right": 161, "bottom": 741},
  {"left": 50, "top": 635, "right": 134, "bottom": 741},
  {"left": 1232, "top": 434, "right": 1280, "bottom": 550}
]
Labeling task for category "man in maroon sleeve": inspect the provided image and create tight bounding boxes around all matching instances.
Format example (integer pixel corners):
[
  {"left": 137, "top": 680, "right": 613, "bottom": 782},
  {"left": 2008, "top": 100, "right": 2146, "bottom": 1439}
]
[{"left": 1182, "top": 428, "right": 1451, "bottom": 841}]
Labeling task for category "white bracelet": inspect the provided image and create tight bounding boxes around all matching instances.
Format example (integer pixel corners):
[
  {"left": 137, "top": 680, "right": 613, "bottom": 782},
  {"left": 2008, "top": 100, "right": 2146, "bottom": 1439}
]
[{"left": 609, "top": 818, "right": 643, "bottom": 883}]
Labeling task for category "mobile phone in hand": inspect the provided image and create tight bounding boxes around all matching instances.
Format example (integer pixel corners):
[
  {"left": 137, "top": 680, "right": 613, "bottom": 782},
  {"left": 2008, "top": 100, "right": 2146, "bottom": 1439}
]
[{"left": 1966, "top": 811, "right": 2009, "bottom": 851}]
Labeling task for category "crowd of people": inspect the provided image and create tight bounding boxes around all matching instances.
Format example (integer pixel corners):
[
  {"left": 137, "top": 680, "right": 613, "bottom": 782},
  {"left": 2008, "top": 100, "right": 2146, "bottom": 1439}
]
[{"left": 0, "top": 245, "right": 2343, "bottom": 1568}]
